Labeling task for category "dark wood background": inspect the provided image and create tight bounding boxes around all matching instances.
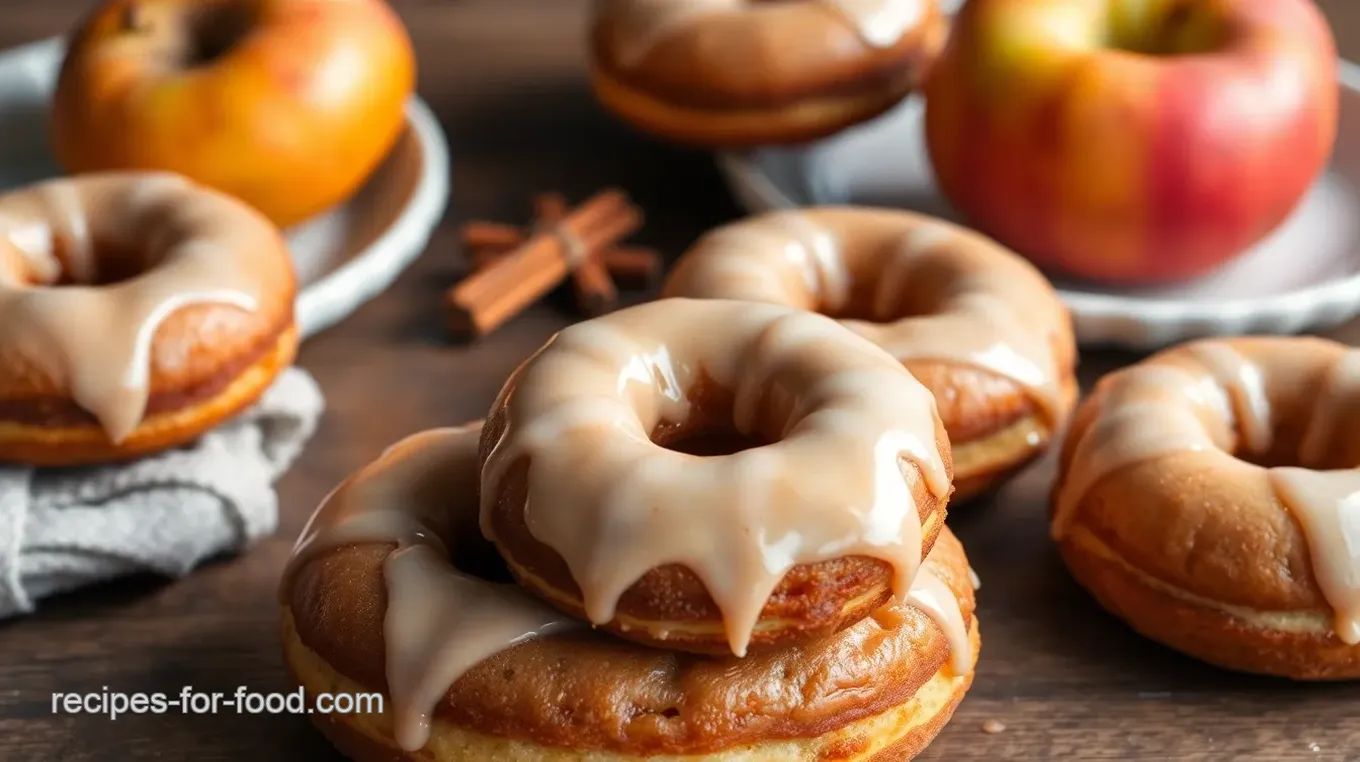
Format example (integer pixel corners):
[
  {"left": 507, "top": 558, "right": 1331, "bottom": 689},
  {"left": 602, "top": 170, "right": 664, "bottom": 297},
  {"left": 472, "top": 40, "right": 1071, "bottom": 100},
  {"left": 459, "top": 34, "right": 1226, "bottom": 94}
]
[{"left": 2, "top": 1, "right": 1359, "bottom": 760}]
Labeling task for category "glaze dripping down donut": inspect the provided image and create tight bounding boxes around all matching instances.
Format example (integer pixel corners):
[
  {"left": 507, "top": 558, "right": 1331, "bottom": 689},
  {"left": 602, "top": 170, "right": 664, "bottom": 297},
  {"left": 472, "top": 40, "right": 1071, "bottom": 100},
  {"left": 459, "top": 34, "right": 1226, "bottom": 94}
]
[
  {"left": 283, "top": 424, "right": 573, "bottom": 752},
  {"left": 480, "top": 297, "right": 955, "bottom": 656},
  {"left": 1054, "top": 337, "right": 1360, "bottom": 679}
]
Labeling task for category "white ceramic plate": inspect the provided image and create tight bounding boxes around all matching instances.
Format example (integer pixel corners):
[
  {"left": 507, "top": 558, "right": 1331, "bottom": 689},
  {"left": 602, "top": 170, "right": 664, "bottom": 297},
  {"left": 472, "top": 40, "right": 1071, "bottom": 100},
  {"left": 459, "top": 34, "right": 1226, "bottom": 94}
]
[
  {"left": 0, "top": 37, "right": 450, "bottom": 339},
  {"left": 718, "top": 57, "right": 1360, "bottom": 350}
]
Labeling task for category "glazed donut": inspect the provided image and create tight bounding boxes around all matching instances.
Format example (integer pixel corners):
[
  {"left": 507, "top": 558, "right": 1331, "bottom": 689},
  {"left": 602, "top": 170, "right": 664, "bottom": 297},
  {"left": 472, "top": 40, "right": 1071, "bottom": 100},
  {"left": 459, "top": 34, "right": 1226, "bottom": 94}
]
[
  {"left": 0, "top": 172, "right": 298, "bottom": 466},
  {"left": 281, "top": 422, "right": 980, "bottom": 761},
  {"left": 589, "top": 0, "right": 948, "bottom": 146},
  {"left": 480, "top": 298, "right": 954, "bottom": 656},
  {"left": 664, "top": 208, "right": 1077, "bottom": 500},
  {"left": 1052, "top": 337, "right": 1360, "bottom": 679}
]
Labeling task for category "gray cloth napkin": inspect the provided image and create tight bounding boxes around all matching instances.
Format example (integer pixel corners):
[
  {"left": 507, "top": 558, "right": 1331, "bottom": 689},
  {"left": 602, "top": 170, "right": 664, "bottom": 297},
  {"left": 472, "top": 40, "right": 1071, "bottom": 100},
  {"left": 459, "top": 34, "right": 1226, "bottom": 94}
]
[{"left": 0, "top": 368, "right": 324, "bottom": 618}]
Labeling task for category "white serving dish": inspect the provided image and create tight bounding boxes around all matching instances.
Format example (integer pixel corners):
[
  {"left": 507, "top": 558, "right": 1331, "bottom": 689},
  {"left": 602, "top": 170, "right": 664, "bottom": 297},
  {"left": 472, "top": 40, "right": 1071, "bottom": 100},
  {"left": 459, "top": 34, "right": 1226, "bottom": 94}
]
[
  {"left": 718, "top": 57, "right": 1360, "bottom": 350},
  {"left": 0, "top": 37, "right": 449, "bottom": 339}
]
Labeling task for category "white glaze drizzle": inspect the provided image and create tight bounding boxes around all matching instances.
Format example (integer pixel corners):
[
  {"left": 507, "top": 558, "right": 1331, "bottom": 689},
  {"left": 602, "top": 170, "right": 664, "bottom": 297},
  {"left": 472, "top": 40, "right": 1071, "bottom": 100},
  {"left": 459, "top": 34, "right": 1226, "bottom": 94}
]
[
  {"left": 1054, "top": 342, "right": 1360, "bottom": 644},
  {"left": 41, "top": 180, "right": 95, "bottom": 283},
  {"left": 1300, "top": 350, "right": 1360, "bottom": 465},
  {"left": 824, "top": 0, "right": 927, "bottom": 47},
  {"left": 771, "top": 210, "right": 852, "bottom": 309},
  {"left": 1269, "top": 468, "right": 1360, "bottom": 644},
  {"left": 1186, "top": 342, "right": 1273, "bottom": 454},
  {"left": 603, "top": 0, "right": 926, "bottom": 66},
  {"left": 906, "top": 569, "right": 972, "bottom": 675},
  {"left": 480, "top": 298, "right": 950, "bottom": 657},
  {"left": 287, "top": 422, "right": 974, "bottom": 750},
  {"left": 0, "top": 173, "right": 268, "bottom": 443},
  {"left": 285, "top": 425, "right": 574, "bottom": 752},
  {"left": 664, "top": 211, "right": 1067, "bottom": 425},
  {"left": 1051, "top": 365, "right": 1232, "bottom": 539}
]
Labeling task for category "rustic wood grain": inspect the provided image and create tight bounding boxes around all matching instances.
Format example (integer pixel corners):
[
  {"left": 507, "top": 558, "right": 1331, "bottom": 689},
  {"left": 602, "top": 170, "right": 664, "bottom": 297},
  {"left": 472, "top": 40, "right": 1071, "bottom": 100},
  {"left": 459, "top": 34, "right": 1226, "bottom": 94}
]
[{"left": 0, "top": 1, "right": 1358, "bottom": 760}]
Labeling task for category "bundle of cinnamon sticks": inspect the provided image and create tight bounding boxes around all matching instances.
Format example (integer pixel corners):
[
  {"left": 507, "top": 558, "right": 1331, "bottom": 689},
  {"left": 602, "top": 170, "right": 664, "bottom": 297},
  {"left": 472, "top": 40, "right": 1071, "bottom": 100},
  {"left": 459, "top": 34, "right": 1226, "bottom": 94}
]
[{"left": 447, "top": 189, "right": 660, "bottom": 338}]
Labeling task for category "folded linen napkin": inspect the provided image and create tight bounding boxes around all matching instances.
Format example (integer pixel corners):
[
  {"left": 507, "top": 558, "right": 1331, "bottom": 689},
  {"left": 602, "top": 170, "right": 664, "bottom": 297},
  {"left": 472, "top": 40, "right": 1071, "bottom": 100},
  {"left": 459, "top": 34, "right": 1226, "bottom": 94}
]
[{"left": 0, "top": 368, "right": 324, "bottom": 618}]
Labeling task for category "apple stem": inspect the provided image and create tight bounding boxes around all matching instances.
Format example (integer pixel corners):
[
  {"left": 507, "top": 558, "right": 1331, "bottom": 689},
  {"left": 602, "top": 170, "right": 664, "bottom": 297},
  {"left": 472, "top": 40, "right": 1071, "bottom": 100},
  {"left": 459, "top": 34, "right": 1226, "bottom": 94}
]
[{"left": 121, "top": 2, "right": 146, "bottom": 33}]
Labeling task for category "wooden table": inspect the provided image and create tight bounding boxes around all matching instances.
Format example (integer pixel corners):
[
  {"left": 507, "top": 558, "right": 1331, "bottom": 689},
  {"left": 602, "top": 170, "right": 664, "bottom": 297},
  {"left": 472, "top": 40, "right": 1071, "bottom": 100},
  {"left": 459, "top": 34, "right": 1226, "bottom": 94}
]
[{"left": 2, "top": 2, "right": 1359, "bottom": 760}]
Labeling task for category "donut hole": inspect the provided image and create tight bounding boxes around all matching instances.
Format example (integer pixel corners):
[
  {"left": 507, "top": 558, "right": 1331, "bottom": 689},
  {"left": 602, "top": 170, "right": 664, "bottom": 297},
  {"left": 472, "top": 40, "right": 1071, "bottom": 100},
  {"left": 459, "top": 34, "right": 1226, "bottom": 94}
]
[
  {"left": 1183, "top": 349, "right": 1360, "bottom": 472},
  {"left": 61, "top": 244, "right": 151, "bottom": 286},
  {"left": 1226, "top": 418, "right": 1359, "bottom": 473},
  {"left": 656, "top": 429, "right": 771, "bottom": 456},
  {"left": 646, "top": 386, "right": 777, "bottom": 457},
  {"left": 182, "top": 2, "right": 257, "bottom": 67},
  {"left": 825, "top": 282, "right": 939, "bottom": 324},
  {"left": 1103, "top": 0, "right": 1227, "bottom": 56},
  {"left": 444, "top": 538, "right": 515, "bottom": 584},
  {"left": 444, "top": 508, "right": 516, "bottom": 585},
  {"left": 1230, "top": 447, "right": 1306, "bottom": 471},
  {"left": 811, "top": 250, "right": 951, "bottom": 324},
  {"left": 3, "top": 237, "right": 162, "bottom": 288}
]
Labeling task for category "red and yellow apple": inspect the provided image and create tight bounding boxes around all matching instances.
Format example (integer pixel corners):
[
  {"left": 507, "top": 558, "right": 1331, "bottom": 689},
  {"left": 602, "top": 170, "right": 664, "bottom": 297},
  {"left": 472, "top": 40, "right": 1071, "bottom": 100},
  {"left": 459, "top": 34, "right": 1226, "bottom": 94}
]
[
  {"left": 924, "top": 0, "right": 1337, "bottom": 284},
  {"left": 52, "top": 0, "right": 416, "bottom": 228}
]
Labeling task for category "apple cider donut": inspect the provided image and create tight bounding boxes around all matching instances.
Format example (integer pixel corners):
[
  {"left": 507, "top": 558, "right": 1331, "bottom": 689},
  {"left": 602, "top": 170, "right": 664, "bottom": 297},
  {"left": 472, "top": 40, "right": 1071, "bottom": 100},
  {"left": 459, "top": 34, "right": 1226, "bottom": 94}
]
[
  {"left": 664, "top": 207, "right": 1077, "bottom": 500},
  {"left": 589, "top": 0, "right": 948, "bottom": 146},
  {"left": 480, "top": 298, "right": 954, "bottom": 656},
  {"left": 281, "top": 422, "right": 981, "bottom": 761},
  {"left": 1052, "top": 337, "right": 1360, "bottom": 679},
  {"left": 0, "top": 172, "right": 298, "bottom": 466}
]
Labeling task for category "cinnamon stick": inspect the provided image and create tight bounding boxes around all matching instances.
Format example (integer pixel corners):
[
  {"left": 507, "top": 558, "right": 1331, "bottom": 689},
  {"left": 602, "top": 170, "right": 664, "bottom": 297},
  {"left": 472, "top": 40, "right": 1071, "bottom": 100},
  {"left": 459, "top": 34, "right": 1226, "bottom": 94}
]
[
  {"left": 601, "top": 247, "right": 662, "bottom": 284},
  {"left": 531, "top": 193, "right": 568, "bottom": 232},
  {"left": 536, "top": 193, "right": 618, "bottom": 317},
  {"left": 577, "top": 206, "right": 644, "bottom": 251},
  {"left": 446, "top": 238, "right": 566, "bottom": 336},
  {"left": 572, "top": 257, "right": 618, "bottom": 316},
  {"left": 470, "top": 240, "right": 658, "bottom": 285},
  {"left": 471, "top": 247, "right": 510, "bottom": 270},
  {"left": 447, "top": 189, "right": 640, "bottom": 336},
  {"left": 460, "top": 221, "right": 523, "bottom": 252}
]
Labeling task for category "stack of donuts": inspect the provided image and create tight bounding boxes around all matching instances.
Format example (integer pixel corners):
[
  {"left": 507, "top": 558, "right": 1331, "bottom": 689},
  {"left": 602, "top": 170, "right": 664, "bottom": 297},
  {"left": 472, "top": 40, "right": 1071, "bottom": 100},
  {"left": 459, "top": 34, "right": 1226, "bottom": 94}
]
[
  {"left": 280, "top": 207, "right": 1080, "bottom": 761},
  {"left": 279, "top": 0, "right": 1360, "bottom": 759}
]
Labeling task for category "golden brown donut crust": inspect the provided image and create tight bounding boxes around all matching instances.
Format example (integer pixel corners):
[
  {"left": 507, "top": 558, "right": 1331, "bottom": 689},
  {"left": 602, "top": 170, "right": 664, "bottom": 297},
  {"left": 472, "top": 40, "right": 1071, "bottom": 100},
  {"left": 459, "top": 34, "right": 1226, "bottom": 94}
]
[
  {"left": 480, "top": 371, "right": 954, "bottom": 656},
  {"left": 907, "top": 362, "right": 1077, "bottom": 500},
  {"left": 588, "top": 2, "right": 947, "bottom": 145},
  {"left": 283, "top": 527, "right": 978, "bottom": 758},
  {"left": 296, "top": 690, "right": 976, "bottom": 762},
  {"left": 1053, "top": 336, "right": 1360, "bottom": 679},
  {"left": 0, "top": 324, "right": 297, "bottom": 465},
  {"left": 1060, "top": 527, "right": 1360, "bottom": 680}
]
